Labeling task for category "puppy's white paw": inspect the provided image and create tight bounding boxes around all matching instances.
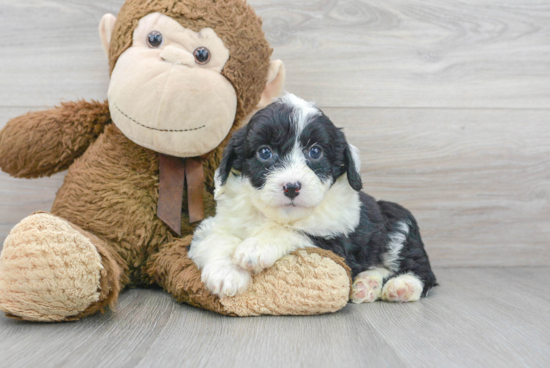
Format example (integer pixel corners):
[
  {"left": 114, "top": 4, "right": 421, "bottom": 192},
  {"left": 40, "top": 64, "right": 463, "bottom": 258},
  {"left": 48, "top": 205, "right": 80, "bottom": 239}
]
[
  {"left": 351, "top": 270, "right": 385, "bottom": 304},
  {"left": 233, "top": 237, "right": 279, "bottom": 273},
  {"left": 201, "top": 262, "right": 252, "bottom": 298},
  {"left": 381, "top": 273, "right": 423, "bottom": 302}
]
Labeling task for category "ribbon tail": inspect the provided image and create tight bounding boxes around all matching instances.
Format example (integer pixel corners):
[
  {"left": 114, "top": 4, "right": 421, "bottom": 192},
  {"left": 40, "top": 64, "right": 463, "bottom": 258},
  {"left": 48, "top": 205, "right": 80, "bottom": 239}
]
[
  {"left": 157, "top": 154, "right": 185, "bottom": 236},
  {"left": 185, "top": 157, "right": 205, "bottom": 224}
]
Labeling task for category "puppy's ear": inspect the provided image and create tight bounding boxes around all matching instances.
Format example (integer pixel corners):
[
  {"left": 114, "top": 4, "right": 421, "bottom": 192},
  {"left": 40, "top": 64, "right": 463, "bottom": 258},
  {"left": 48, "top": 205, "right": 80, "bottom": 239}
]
[
  {"left": 217, "top": 128, "right": 246, "bottom": 187},
  {"left": 345, "top": 143, "right": 363, "bottom": 191}
]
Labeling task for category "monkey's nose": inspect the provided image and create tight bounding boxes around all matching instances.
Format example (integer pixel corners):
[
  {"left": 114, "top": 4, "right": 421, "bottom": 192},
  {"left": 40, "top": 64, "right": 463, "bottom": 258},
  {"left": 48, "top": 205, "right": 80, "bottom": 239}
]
[
  {"left": 283, "top": 182, "right": 301, "bottom": 200},
  {"left": 160, "top": 46, "right": 194, "bottom": 66}
]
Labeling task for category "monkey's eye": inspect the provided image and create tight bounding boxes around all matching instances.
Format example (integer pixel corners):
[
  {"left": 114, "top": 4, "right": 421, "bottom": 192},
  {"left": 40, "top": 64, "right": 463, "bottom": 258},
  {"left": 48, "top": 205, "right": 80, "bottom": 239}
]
[
  {"left": 147, "top": 31, "right": 163, "bottom": 48},
  {"left": 194, "top": 47, "right": 211, "bottom": 65},
  {"left": 257, "top": 147, "right": 273, "bottom": 161},
  {"left": 309, "top": 146, "right": 323, "bottom": 160}
]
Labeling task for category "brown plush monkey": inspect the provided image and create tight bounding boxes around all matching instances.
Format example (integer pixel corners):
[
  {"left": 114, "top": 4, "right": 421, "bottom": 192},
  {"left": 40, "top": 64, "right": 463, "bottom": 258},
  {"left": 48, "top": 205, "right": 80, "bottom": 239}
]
[{"left": 0, "top": 0, "right": 351, "bottom": 322}]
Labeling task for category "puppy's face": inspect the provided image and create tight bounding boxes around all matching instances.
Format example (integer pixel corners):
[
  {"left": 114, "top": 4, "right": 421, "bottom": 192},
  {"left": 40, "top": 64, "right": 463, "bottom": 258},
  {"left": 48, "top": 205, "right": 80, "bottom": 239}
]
[{"left": 217, "top": 94, "right": 362, "bottom": 221}]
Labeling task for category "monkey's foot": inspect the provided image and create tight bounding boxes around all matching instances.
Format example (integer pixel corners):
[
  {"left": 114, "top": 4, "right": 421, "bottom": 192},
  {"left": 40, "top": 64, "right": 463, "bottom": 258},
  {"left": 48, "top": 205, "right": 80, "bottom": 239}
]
[
  {"left": 0, "top": 213, "right": 118, "bottom": 322},
  {"left": 220, "top": 249, "right": 351, "bottom": 316}
]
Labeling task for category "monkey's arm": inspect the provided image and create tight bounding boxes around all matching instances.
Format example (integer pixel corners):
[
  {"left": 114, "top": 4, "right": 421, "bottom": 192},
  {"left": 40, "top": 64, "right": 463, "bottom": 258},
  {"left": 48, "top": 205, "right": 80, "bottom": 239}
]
[{"left": 0, "top": 100, "right": 111, "bottom": 178}]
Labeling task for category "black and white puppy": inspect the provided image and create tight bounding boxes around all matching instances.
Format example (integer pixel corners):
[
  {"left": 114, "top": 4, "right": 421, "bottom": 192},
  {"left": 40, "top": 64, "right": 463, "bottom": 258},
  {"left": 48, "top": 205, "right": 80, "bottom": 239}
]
[{"left": 189, "top": 94, "right": 437, "bottom": 302}]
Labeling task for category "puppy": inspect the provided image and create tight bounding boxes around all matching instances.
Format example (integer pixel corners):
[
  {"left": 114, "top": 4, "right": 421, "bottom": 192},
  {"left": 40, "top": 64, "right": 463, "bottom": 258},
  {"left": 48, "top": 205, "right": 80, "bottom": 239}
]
[{"left": 189, "top": 94, "right": 437, "bottom": 302}]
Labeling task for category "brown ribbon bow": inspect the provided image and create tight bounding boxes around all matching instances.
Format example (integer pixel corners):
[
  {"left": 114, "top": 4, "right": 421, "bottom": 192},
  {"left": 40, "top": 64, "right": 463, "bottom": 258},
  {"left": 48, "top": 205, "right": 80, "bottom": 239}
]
[{"left": 157, "top": 154, "right": 205, "bottom": 236}]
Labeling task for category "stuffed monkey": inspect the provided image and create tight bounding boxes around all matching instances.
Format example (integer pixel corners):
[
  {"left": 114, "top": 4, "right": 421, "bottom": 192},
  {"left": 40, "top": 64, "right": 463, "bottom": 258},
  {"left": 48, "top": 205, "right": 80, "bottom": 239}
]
[{"left": 0, "top": 0, "right": 351, "bottom": 322}]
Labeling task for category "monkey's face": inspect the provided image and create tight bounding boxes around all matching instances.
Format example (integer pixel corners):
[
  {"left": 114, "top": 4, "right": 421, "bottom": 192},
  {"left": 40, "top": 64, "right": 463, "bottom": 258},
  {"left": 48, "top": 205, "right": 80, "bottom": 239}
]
[{"left": 108, "top": 12, "right": 237, "bottom": 157}]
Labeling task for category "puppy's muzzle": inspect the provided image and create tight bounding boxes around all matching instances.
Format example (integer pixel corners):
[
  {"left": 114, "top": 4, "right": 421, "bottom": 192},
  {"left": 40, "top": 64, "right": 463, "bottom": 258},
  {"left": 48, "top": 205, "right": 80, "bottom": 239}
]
[{"left": 283, "top": 182, "right": 301, "bottom": 199}]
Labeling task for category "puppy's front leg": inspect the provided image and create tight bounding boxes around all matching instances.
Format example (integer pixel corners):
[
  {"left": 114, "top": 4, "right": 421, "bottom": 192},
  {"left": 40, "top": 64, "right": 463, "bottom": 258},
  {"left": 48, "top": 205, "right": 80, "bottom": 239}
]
[
  {"left": 201, "top": 255, "right": 252, "bottom": 298},
  {"left": 189, "top": 222, "right": 251, "bottom": 298},
  {"left": 233, "top": 229, "right": 313, "bottom": 273}
]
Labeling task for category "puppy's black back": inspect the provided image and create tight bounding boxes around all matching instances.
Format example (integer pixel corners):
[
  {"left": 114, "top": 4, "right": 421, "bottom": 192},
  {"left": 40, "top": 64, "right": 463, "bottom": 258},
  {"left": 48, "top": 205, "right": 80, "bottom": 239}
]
[
  {"left": 377, "top": 199, "right": 437, "bottom": 296},
  {"left": 309, "top": 191, "right": 437, "bottom": 296}
]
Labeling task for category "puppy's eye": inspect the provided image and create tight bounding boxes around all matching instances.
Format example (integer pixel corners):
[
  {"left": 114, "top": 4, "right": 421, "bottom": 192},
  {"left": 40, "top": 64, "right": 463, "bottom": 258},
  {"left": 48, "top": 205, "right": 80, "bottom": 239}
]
[
  {"left": 309, "top": 146, "right": 323, "bottom": 160},
  {"left": 147, "top": 31, "right": 163, "bottom": 48},
  {"left": 194, "top": 47, "right": 211, "bottom": 65},
  {"left": 257, "top": 147, "right": 273, "bottom": 161}
]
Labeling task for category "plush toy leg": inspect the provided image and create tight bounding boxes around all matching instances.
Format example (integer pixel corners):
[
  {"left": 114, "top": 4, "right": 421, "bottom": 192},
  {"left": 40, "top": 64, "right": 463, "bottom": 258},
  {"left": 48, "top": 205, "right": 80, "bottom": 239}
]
[
  {"left": 0, "top": 213, "right": 125, "bottom": 322},
  {"left": 147, "top": 238, "right": 352, "bottom": 316}
]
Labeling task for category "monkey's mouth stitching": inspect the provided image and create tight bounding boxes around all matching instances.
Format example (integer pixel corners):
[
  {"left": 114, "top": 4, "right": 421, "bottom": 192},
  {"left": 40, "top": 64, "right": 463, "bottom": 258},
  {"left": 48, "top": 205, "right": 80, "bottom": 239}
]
[{"left": 115, "top": 104, "right": 206, "bottom": 132}]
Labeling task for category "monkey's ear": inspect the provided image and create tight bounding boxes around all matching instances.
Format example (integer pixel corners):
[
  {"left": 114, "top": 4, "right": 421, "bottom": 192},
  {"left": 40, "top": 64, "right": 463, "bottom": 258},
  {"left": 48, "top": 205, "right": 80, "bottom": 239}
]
[
  {"left": 257, "top": 60, "right": 286, "bottom": 110},
  {"left": 99, "top": 14, "right": 117, "bottom": 57}
]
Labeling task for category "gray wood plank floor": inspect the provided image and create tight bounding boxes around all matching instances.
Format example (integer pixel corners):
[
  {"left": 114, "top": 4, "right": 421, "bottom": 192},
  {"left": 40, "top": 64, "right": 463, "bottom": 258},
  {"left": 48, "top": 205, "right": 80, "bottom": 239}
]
[
  {"left": 1, "top": 2, "right": 549, "bottom": 367},
  {"left": 1, "top": 0, "right": 549, "bottom": 108},
  {"left": 0, "top": 267, "right": 548, "bottom": 368}
]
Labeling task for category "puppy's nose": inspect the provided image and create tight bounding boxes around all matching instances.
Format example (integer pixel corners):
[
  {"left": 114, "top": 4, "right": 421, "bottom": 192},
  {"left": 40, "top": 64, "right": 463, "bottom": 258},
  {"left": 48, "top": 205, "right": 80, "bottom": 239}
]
[{"left": 283, "top": 182, "right": 301, "bottom": 199}]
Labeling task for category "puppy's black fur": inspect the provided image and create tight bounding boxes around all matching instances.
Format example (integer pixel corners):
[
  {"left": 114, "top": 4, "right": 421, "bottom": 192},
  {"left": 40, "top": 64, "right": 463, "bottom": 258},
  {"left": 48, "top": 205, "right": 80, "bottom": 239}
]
[
  {"left": 219, "top": 105, "right": 362, "bottom": 191},
  {"left": 310, "top": 193, "right": 437, "bottom": 296},
  {"left": 219, "top": 98, "right": 437, "bottom": 297}
]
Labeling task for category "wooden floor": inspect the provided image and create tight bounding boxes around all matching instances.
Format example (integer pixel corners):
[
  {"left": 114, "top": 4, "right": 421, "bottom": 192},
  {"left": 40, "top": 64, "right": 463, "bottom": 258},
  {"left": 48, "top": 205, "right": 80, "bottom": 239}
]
[
  {"left": 1, "top": 1, "right": 549, "bottom": 367},
  {"left": 0, "top": 267, "right": 548, "bottom": 368}
]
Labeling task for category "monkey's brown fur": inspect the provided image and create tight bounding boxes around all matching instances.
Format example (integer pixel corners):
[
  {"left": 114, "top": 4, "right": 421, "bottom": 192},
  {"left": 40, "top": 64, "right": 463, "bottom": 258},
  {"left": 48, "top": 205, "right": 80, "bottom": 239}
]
[
  {"left": 0, "top": 100, "right": 110, "bottom": 179},
  {"left": 110, "top": 0, "right": 272, "bottom": 129},
  {"left": 0, "top": 0, "right": 351, "bottom": 321}
]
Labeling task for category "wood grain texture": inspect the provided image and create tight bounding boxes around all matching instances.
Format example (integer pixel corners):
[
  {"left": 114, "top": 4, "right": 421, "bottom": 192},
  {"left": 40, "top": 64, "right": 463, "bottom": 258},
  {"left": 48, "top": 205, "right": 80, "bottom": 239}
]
[
  {"left": 0, "top": 1, "right": 120, "bottom": 107},
  {"left": 0, "top": 0, "right": 549, "bottom": 108},
  {"left": 325, "top": 107, "right": 550, "bottom": 267},
  {"left": 257, "top": 0, "right": 550, "bottom": 108},
  {"left": 0, "top": 267, "right": 548, "bottom": 368}
]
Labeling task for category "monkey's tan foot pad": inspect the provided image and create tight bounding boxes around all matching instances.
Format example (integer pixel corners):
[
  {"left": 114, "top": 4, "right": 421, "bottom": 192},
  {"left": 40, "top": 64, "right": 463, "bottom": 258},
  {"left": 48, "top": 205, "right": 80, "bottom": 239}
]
[
  {"left": 220, "top": 249, "right": 351, "bottom": 316},
  {"left": 0, "top": 213, "right": 104, "bottom": 322}
]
